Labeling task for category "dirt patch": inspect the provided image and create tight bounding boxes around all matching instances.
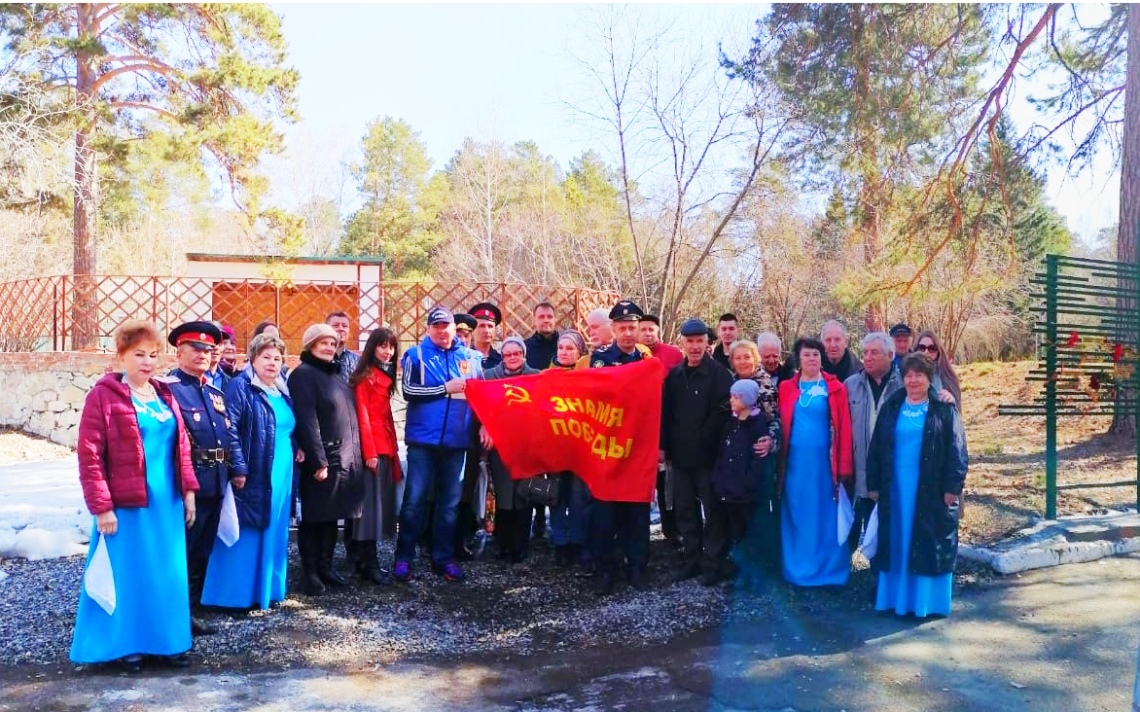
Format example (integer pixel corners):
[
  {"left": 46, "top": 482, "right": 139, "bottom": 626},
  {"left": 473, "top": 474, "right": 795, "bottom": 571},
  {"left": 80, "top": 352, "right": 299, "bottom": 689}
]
[
  {"left": 960, "top": 360, "right": 1138, "bottom": 546},
  {"left": 0, "top": 428, "right": 72, "bottom": 466}
]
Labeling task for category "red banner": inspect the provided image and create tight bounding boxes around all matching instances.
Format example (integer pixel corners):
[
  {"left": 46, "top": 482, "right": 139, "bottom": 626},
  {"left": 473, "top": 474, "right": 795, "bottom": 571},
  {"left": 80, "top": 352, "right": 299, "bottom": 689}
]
[{"left": 465, "top": 358, "right": 666, "bottom": 503}]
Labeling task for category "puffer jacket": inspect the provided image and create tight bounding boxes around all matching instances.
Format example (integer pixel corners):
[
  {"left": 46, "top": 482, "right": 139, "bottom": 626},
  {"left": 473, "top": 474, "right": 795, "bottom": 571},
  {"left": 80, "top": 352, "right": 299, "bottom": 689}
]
[
  {"left": 77, "top": 373, "right": 198, "bottom": 514},
  {"left": 866, "top": 388, "right": 968, "bottom": 577},
  {"left": 401, "top": 335, "right": 482, "bottom": 450},
  {"left": 225, "top": 374, "right": 295, "bottom": 529}
]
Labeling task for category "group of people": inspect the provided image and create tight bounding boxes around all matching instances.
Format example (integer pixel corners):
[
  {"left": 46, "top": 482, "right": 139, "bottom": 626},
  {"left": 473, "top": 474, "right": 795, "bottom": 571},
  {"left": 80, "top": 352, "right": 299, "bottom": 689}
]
[{"left": 69, "top": 301, "right": 967, "bottom": 672}]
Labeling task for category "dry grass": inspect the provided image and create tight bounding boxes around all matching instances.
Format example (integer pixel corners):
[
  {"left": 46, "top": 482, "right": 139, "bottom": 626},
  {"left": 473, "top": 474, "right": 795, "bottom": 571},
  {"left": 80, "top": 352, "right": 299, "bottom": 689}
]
[{"left": 960, "top": 360, "right": 1138, "bottom": 546}]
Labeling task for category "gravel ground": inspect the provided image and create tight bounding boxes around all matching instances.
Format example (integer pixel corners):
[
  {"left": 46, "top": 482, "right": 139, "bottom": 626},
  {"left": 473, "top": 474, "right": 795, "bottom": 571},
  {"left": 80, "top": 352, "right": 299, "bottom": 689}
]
[{"left": 0, "top": 530, "right": 995, "bottom": 675}]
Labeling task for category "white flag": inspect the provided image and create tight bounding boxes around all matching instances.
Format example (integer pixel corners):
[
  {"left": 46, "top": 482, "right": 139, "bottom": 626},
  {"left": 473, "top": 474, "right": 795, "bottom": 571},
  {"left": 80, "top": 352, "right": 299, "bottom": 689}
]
[
  {"left": 84, "top": 534, "right": 116, "bottom": 616},
  {"left": 859, "top": 504, "right": 880, "bottom": 560},
  {"left": 217, "top": 482, "right": 240, "bottom": 547},
  {"left": 837, "top": 486, "right": 855, "bottom": 546}
]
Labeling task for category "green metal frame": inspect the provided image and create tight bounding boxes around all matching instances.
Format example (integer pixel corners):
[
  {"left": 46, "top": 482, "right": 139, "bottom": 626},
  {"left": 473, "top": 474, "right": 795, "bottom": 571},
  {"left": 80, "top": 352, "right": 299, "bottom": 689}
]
[{"left": 999, "top": 253, "right": 1140, "bottom": 519}]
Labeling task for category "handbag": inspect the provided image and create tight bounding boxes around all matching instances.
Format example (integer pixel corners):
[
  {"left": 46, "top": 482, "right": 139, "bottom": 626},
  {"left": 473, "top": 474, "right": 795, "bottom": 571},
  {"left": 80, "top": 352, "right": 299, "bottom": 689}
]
[{"left": 515, "top": 473, "right": 559, "bottom": 508}]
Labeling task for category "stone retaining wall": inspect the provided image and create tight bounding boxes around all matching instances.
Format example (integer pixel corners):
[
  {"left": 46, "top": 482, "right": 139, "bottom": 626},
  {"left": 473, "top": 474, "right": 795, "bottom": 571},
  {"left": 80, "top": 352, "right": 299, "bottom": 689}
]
[{"left": 0, "top": 353, "right": 407, "bottom": 449}]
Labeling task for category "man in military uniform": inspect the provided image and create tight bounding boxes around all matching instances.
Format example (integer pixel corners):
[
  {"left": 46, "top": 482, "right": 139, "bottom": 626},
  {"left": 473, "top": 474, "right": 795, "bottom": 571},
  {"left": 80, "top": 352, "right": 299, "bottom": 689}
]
[
  {"left": 163, "top": 321, "right": 237, "bottom": 636},
  {"left": 587, "top": 300, "right": 655, "bottom": 596},
  {"left": 468, "top": 302, "right": 503, "bottom": 370},
  {"left": 454, "top": 313, "right": 477, "bottom": 347}
]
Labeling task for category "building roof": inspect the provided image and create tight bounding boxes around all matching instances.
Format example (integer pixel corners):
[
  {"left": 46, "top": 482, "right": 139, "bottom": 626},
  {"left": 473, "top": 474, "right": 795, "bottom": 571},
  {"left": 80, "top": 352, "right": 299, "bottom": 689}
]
[{"left": 186, "top": 253, "right": 385, "bottom": 266}]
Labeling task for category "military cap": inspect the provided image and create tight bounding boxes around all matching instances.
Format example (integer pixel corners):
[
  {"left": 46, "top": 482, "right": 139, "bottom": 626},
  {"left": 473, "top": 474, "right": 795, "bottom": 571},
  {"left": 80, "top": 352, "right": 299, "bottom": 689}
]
[
  {"left": 468, "top": 302, "right": 503, "bottom": 325},
  {"left": 608, "top": 300, "right": 644, "bottom": 322},
  {"left": 168, "top": 321, "right": 222, "bottom": 350},
  {"left": 454, "top": 313, "right": 477, "bottom": 332}
]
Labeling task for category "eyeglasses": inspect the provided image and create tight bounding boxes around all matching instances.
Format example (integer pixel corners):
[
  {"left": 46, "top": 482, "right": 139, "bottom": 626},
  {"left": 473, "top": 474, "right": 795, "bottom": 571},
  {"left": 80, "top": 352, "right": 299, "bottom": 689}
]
[{"left": 914, "top": 344, "right": 939, "bottom": 354}]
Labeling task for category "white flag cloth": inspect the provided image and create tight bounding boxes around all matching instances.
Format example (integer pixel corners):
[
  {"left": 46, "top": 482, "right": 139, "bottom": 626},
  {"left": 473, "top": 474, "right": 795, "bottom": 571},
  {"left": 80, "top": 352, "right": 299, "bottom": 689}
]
[
  {"left": 474, "top": 460, "right": 491, "bottom": 521},
  {"left": 84, "top": 534, "right": 116, "bottom": 616},
  {"left": 217, "top": 482, "right": 240, "bottom": 547},
  {"left": 837, "top": 486, "right": 855, "bottom": 546},
  {"left": 859, "top": 504, "right": 880, "bottom": 559}
]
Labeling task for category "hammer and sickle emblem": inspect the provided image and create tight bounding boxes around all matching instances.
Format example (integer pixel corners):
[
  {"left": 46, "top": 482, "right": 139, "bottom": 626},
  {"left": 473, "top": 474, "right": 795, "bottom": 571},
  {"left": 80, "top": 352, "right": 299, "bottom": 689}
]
[{"left": 503, "top": 384, "right": 532, "bottom": 406}]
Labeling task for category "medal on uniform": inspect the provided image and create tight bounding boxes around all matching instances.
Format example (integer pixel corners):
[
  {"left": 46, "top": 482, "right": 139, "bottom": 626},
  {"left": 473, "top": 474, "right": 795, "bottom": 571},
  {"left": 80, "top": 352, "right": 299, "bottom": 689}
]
[{"left": 209, "top": 392, "right": 227, "bottom": 413}]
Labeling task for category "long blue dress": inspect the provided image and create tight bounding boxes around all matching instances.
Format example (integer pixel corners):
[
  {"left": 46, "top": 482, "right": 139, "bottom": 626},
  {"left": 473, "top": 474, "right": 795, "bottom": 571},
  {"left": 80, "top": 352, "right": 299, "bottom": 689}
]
[
  {"left": 70, "top": 395, "right": 191, "bottom": 663},
  {"left": 201, "top": 390, "right": 296, "bottom": 610},
  {"left": 876, "top": 400, "right": 953, "bottom": 617},
  {"left": 781, "top": 379, "right": 850, "bottom": 587}
]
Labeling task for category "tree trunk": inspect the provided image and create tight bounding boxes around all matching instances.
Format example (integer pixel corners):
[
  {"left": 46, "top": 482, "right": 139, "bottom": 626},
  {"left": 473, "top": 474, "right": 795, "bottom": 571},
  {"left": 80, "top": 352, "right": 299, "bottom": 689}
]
[
  {"left": 1111, "top": 2, "right": 1140, "bottom": 435},
  {"left": 71, "top": 4, "right": 98, "bottom": 350}
]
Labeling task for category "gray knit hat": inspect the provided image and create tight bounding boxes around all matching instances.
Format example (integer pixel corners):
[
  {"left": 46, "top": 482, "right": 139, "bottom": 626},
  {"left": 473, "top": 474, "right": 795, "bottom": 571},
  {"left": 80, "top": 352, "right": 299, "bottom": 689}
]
[{"left": 501, "top": 335, "right": 527, "bottom": 355}]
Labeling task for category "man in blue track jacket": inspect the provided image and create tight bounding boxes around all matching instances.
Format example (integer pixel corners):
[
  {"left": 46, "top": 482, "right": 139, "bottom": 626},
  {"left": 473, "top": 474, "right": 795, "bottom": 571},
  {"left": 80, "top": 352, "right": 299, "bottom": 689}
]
[{"left": 393, "top": 306, "right": 483, "bottom": 583}]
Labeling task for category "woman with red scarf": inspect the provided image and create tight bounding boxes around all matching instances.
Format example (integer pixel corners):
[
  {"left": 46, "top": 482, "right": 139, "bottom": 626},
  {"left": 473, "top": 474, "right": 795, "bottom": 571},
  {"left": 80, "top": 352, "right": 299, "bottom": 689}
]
[{"left": 349, "top": 328, "right": 403, "bottom": 584}]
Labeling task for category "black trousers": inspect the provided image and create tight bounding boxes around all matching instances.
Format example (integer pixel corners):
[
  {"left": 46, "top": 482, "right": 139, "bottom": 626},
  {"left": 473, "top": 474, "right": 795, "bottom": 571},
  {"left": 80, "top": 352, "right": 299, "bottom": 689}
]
[
  {"left": 656, "top": 468, "right": 678, "bottom": 543},
  {"left": 494, "top": 508, "right": 530, "bottom": 557},
  {"left": 672, "top": 465, "right": 726, "bottom": 570},
  {"left": 185, "top": 495, "right": 221, "bottom": 603},
  {"left": 590, "top": 501, "right": 650, "bottom": 573}
]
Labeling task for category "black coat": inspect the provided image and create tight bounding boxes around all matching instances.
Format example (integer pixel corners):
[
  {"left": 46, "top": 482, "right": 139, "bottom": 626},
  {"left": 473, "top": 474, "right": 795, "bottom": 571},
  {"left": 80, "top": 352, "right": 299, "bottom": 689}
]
[
  {"left": 287, "top": 351, "right": 364, "bottom": 523},
  {"left": 660, "top": 355, "right": 734, "bottom": 469},
  {"left": 866, "top": 389, "right": 968, "bottom": 577}
]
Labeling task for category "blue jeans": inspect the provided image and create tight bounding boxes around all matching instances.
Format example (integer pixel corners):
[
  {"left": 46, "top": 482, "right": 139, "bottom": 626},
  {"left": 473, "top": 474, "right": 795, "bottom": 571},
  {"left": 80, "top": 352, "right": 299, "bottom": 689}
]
[
  {"left": 395, "top": 445, "right": 466, "bottom": 568},
  {"left": 549, "top": 473, "right": 586, "bottom": 546}
]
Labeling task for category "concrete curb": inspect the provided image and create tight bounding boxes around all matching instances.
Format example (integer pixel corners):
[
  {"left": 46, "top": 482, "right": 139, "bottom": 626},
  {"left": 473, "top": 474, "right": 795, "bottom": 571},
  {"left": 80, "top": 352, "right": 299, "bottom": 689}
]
[{"left": 962, "top": 510, "right": 1140, "bottom": 575}]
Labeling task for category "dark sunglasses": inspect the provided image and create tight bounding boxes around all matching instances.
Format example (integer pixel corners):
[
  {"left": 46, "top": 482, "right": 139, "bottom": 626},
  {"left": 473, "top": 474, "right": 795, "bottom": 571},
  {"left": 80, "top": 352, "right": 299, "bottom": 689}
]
[{"left": 914, "top": 344, "right": 939, "bottom": 353}]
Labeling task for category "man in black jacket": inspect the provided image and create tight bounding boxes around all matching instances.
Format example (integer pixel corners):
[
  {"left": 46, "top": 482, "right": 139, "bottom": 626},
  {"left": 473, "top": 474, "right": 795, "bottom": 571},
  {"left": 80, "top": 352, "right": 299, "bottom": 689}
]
[
  {"left": 821, "top": 319, "right": 863, "bottom": 382},
  {"left": 523, "top": 301, "right": 559, "bottom": 539},
  {"left": 524, "top": 301, "right": 559, "bottom": 370},
  {"left": 660, "top": 318, "right": 734, "bottom": 584}
]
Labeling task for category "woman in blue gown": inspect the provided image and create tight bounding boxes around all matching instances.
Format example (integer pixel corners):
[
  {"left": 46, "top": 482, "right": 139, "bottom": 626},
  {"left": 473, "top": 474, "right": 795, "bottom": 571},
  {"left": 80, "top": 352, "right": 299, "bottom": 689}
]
[
  {"left": 868, "top": 353, "right": 968, "bottom": 618},
  {"left": 72, "top": 321, "right": 199, "bottom": 671},
  {"left": 776, "top": 337, "right": 854, "bottom": 587},
  {"left": 202, "top": 333, "right": 297, "bottom": 610}
]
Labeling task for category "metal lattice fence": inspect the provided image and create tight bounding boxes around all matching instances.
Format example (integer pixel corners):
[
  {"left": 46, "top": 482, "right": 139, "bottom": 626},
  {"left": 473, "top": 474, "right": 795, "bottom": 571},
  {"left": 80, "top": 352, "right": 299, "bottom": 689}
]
[
  {"left": 0, "top": 275, "right": 620, "bottom": 356},
  {"left": 999, "top": 254, "right": 1140, "bottom": 518}
]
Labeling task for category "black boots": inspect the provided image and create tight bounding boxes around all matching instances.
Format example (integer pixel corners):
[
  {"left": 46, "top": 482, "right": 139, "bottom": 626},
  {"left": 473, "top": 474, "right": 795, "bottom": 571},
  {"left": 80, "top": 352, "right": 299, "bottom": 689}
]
[
  {"left": 298, "top": 523, "right": 326, "bottom": 596},
  {"left": 354, "top": 539, "right": 390, "bottom": 585},
  {"left": 317, "top": 524, "right": 348, "bottom": 588}
]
